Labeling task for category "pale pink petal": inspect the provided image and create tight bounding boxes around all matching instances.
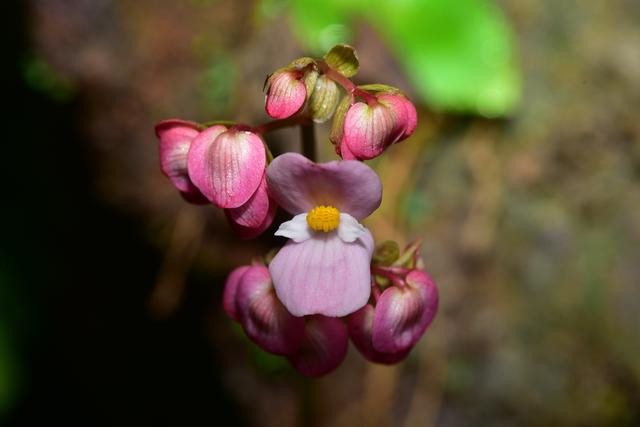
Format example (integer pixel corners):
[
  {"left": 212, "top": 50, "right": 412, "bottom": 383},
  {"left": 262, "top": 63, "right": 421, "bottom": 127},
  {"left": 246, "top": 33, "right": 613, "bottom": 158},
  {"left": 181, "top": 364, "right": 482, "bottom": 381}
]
[
  {"left": 188, "top": 128, "right": 266, "bottom": 208},
  {"left": 222, "top": 265, "right": 251, "bottom": 321},
  {"left": 287, "top": 315, "right": 348, "bottom": 377},
  {"left": 269, "top": 229, "right": 374, "bottom": 317},
  {"left": 348, "top": 304, "right": 410, "bottom": 364},
  {"left": 225, "top": 176, "right": 276, "bottom": 239},
  {"left": 155, "top": 119, "right": 208, "bottom": 204},
  {"left": 236, "top": 265, "right": 305, "bottom": 355},
  {"left": 265, "top": 71, "right": 306, "bottom": 119},
  {"left": 343, "top": 101, "right": 396, "bottom": 160},
  {"left": 266, "top": 153, "right": 382, "bottom": 220},
  {"left": 372, "top": 270, "right": 438, "bottom": 354}
]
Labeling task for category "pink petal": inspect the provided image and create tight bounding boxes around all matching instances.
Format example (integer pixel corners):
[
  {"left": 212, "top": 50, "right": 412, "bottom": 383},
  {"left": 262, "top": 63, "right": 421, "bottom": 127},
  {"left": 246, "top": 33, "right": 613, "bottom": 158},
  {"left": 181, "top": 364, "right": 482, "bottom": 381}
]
[
  {"left": 343, "top": 101, "right": 396, "bottom": 160},
  {"left": 348, "top": 304, "right": 411, "bottom": 364},
  {"left": 372, "top": 270, "right": 438, "bottom": 354},
  {"left": 269, "top": 230, "right": 374, "bottom": 317},
  {"left": 225, "top": 176, "right": 277, "bottom": 239},
  {"left": 222, "top": 265, "right": 251, "bottom": 321},
  {"left": 265, "top": 71, "right": 306, "bottom": 119},
  {"left": 287, "top": 315, "right": 348, "bottom": 377},
  {"left": 155, "top": 119, "right": 208, "bottom": 204},
  {"left": 266, "top": 153, "right": 382, "bottom": 220},
  {"left": 188, "top": 128, "right": 266, "bottom": 208},
  {"left": 236, "top": 265, "right": 305, "bottom": 355}
]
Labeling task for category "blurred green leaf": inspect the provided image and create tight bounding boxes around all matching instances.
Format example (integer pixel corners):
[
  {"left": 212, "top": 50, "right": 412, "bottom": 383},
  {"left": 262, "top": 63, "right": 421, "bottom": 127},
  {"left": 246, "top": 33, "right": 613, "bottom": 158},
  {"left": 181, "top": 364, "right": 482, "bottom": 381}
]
[{"left": 282, "top": 0, "right": 521, "bottom": 116}]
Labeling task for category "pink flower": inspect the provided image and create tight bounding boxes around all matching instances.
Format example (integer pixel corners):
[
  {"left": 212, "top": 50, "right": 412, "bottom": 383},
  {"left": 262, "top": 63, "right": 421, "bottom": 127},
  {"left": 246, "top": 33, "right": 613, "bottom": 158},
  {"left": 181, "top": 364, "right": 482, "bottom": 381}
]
[
  {"left": 223, "top": 265, "right": 349, "bottom": 376},
  {"left": 266, "top": 153, "right": 382, "bottom": 317},
  {"left": 334, "top": 92, "right": 417, "bottom": 160},
  {"left": 348, "top": 269, "right": 438, "bottom": 364},
  {"left": 155, "top": 120, "right": 276, "bottom": 238}
]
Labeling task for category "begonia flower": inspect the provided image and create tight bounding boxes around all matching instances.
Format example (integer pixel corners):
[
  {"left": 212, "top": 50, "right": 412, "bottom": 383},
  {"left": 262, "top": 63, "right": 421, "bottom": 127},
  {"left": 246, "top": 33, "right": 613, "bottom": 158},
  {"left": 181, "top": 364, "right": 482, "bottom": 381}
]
[{"left": 266, "top": 153, "right": 382, "bottom": 317}]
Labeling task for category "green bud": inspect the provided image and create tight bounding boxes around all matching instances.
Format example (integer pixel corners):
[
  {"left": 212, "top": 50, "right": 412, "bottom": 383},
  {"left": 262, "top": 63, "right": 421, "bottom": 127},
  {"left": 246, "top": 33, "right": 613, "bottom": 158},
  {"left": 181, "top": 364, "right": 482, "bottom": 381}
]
[
  {"left": 329, "top": 94, "right": 352, "bottom": 146},
  {"left": 323, "top": 44, "right": 359, "bottom": 78},
  {"left": 373, "top": 240, "right": 401, "bottom": 266},
  {"left": 303, "top": 69, "right": 319, "bottom": 100},
  {"left": 308, "top": 75, "right": 341, "bottom": 123}
]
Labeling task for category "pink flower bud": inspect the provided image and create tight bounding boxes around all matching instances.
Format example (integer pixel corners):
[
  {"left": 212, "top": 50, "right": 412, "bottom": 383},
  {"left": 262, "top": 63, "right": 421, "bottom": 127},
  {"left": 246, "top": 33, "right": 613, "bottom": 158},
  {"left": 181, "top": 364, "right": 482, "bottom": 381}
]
[
  {"left": 265, "top": 70, "right": 307, "bottom": 119},
  {"left": 348, "top": 304, "right": 410, "bottom": 364},
  {"left": 155, "top": 119, "right": 207, "bottom": 204},
  {"left": 225, "top": 176, "right": 277, "bottom": 240},
  {"left": 287, "top": 315, "right": 348, "bottom": 377},
  {"left": 222, "top": 265, "right": 251, "bottom": 321},
  {"left": 187, "top": 126, "right": 266, "bottom": 209},
  {"left": 333, "top": 91, "right": 418, "bottom": 160},
  {"left": 234, "top": 265, "right": 305, "bottom": 355},
  {"left": 371, "top": 269, "right": 438, "bottom": 354}
]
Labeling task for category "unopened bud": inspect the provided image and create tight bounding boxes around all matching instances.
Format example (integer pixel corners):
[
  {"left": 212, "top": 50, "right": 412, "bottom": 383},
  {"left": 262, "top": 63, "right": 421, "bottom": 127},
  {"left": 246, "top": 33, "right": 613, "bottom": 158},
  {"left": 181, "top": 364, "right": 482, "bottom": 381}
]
[{"left": 308, "top": 75, "right": 341, "bottom": 123}]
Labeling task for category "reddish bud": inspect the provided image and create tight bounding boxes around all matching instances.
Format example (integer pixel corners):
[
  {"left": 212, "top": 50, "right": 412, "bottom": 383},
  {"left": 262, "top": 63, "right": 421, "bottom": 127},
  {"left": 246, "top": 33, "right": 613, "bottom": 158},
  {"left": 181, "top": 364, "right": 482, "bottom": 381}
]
[{"left": 265, "top": 70, "right": 307, "bottom": 119}]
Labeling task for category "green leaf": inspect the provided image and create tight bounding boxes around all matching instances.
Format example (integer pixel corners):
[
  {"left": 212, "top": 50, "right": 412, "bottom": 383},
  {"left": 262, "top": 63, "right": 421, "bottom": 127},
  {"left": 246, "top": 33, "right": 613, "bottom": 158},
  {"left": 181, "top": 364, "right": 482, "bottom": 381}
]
[{"left": 323, "top": 44, "right": 360, "bottom": 77}]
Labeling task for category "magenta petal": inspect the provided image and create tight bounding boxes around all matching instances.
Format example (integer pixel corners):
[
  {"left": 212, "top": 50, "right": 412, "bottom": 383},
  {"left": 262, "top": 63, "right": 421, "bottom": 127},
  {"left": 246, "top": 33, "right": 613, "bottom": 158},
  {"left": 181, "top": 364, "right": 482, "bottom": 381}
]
[
  {"left": 287, "top": 315, "right": 348, "bottom": 377},
  {"left": 343, "top": 102, "right": 396, "bottom": 160},
  {"left": 236, "top": 265, "right": 305, "bottom": 355},
  {"left": 266, "top": 153, "right": 382, "bottom": 220},
  {"left": 225, "top": 176, "right": 277, "bottom": 239},
  {"left": 348, "top": 304, "right": 411, "bottom": 364},
  {"left": 223, "top": 265, "right": 251, "bottom": 321},
  {"left": 269, "top": 230, "right": 374, "bottom": 317},
  {"left": 265, "top": 71, "right": 306, "bottom": 119},
  {"left": 188, "top": 128, "right": 266, "bottom": 208},
  {"left": 155, "top": 119, "right": 208, "bottom": 204},
  {"left": 372, "top": 270, "right": 438, "bottom": 354}
]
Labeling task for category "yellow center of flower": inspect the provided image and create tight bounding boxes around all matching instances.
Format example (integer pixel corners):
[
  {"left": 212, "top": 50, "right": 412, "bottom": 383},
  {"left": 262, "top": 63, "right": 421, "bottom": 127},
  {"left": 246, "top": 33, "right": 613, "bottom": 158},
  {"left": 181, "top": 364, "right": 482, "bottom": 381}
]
[{"left": 306, "top": 205, "right": 340, "bottom": 232}]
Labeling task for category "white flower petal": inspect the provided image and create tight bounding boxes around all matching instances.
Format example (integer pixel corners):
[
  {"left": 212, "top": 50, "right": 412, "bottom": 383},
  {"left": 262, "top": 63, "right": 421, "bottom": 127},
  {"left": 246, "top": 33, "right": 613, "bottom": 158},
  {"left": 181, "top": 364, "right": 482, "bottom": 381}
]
[
  {"left": 274, "top": 213, "right": 312, "bottom": 242},
  {"left": 337, "top": 213, "right": 366, "bottom": 243}
]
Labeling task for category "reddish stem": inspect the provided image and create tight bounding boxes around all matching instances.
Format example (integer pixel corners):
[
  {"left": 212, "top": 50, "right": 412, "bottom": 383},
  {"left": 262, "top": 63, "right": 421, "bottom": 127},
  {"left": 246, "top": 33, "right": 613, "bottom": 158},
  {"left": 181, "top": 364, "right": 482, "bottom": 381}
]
[
  {"left": 251, "top": 115, "right": 312, "bottom": 135},
  {"left": 371, "top": 266, "right": 406, "bottom": 288},
  {"left": 317, "top": 61, "right": 378, "bottom": 105}
]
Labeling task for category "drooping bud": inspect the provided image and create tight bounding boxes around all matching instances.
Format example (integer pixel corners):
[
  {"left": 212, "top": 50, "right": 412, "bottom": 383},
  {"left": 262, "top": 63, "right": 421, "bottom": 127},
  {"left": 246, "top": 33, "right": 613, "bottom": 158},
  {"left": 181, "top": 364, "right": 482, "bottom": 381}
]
[
  {"left": 225, "top": 176, "right": 277, "bottom": 239},
  {"left": 308, "top": 75, "right": 341, "bottom": 123},
  {"left": 155, "top": 119, "right": 207, "bottom": 204},
  {"left": 287, "top": 315, "right": 349, "bottom": 377},
  {"left": 348, "top": 304, "right": 410, "bottom": 364},
  {"left": 265, "top": 70, "right": 307, "bottom": 119},
  {"left": 265, "top": 57, "right": 318, "bottom": 119},
  {"left": 187, "top": 126, "right": 266, "bottom": 208},
  {"left": 332, "top": 86, "right": 418, "bottom": 160},
  {"left": 235, "top": 265, "right": 305, "bottom": 355},
  {"left": 371, "top": 269, "right": 438, "bottom": 354}
]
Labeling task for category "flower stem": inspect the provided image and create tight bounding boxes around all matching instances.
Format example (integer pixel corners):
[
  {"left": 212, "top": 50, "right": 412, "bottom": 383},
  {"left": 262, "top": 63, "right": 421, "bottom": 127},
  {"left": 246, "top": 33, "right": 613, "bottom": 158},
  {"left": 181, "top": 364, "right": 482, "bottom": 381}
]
[
  {"left": 300, "top": 120, "right": 316, "bottom": 161},
  {"left": 371, "top": 266, "right": 406, "bottom": 288},
  {"left": 317, "top": 60, "right": 378, "bottom": 104},
  {"left": 252, "top": 115, "right": 311, "bottom": 134}
]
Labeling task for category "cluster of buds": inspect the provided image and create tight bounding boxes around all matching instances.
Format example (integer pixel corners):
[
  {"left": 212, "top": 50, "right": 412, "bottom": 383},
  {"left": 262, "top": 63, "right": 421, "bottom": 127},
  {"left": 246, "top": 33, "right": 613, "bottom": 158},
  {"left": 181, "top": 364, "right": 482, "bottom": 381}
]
[
  {"left": 265, "top": 45, "right": 417, "bottom": 160},
  {"left": 154, "top": 44, "right": 438, "bottom": 376},
  {"left": 224, "top": 242, "right": 437, "bottom": 375}
]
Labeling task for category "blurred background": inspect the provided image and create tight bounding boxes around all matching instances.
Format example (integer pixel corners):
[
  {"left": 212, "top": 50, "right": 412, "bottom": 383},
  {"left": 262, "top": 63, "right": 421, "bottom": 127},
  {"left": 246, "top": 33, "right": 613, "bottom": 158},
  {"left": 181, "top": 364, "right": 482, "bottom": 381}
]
[{"left": 2, "top": 0, "right": 640, "bottom": 425}]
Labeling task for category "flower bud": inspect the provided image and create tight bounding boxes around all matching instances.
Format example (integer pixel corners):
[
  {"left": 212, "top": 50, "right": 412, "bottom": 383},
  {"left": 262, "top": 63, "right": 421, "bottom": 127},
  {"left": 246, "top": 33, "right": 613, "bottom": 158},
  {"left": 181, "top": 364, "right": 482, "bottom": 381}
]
[
  {"left": 348, "top": 304, "right": 410, "bottom": 364},
  {"left": 234, "top": 265, "right": 305, "bottom": 355},
  {"left": 187, "top": 126, "right": 266, "bottom": 209},
  {"left": 308, "top": 75, "right": 341, "bottom": 123},
  {"left": 265, "top": 70, "right": 307, "bottom": 119},
  {"left": 331, "top": 88, "right": 418, "bottom": 160},
  {"left": 371, "top": 269, "right": 438, "bottom": 354},
  {"left": 155, "top": 119, "right": 207, "bottom": 204},
  {"left": 223, "top": 265, "right": 251, "bottom": 321},
  {"left": 287, "top": 315, "right": 348, "bottom": 377}
]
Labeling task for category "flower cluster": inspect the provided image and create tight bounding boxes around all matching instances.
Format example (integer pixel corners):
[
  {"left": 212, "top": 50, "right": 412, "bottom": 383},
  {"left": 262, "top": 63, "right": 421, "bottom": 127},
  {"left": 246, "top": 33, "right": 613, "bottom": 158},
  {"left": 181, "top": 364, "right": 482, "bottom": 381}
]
[{"left": 154, "top": 44, "right": 438, "bottom": 376}]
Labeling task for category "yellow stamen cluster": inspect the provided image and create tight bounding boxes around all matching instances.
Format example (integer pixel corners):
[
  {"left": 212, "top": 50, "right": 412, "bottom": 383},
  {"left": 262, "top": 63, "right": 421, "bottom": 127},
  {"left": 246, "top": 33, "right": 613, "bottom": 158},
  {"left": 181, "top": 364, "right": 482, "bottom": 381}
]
[{"left": 306, "top": 205, "right": 340, "bottom": 232}]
